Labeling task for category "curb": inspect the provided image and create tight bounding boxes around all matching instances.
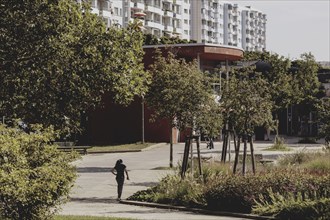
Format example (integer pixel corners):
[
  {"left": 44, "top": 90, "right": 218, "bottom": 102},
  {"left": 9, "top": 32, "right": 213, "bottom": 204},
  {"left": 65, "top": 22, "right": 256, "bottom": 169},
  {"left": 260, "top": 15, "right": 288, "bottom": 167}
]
[
  {"left": 87, "top": 150, "right": 141, "bottom": 154},
  {"left": 141, "top": 143, "right": 167, "bottom": 151},
  {"left": 120, "top": 200, "right": 275, "bottom": 220},
  {"left": 87, "top": 143, "right": 167, "bottom": 154}
]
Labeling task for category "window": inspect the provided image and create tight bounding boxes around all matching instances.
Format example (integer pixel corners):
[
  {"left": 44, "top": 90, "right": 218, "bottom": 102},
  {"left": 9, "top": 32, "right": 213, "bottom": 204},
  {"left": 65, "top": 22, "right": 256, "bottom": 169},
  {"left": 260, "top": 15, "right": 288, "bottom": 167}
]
[
  {"left": 184, "top": 9, "right": 188, "bottom": 14},
  {"left": 184, "top": 19, "right": 188, "bottom": 24}
]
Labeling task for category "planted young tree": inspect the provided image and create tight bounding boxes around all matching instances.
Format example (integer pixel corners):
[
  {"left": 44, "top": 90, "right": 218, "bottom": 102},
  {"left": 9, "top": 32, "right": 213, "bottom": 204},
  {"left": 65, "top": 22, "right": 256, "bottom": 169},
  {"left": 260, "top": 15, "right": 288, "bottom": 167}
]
[
  {"left": 220, "top": 68, "right": 273, "bottom": 174},
  {"left": 146, "top": 50, "right": 215, "bottom": 167},
  {"left": 0, "top": 1, "right": 149, "bottom": 138},
  {"left": 0, "top": 124, "right": 78, "bottom": 220},
  {"left": 316, "top": 98, "right": 330, "bottom": 147}
]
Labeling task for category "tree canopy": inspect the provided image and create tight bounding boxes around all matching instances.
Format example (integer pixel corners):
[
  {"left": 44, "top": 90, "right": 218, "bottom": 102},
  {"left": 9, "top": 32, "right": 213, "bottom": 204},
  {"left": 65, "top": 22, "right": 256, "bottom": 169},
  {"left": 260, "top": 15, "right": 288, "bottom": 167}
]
[
  {"left": 146, "top": 50, "right": 218, "bottom": 131},
  {"left": 243, "top": 51, "right": 320, "bottom": 111},
  {"left": 220, "top": 67, "right": 273, "bottom": 136},
  {"left": 0, "top": 0, "right": 149, "bottom": 137}
]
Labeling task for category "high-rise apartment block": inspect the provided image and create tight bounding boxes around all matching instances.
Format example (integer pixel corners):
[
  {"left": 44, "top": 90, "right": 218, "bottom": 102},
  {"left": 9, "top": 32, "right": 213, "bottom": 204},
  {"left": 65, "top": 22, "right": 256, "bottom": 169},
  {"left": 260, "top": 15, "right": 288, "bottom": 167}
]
[{"left": 87, "top": 0, "right": 266, "bottom": 51}]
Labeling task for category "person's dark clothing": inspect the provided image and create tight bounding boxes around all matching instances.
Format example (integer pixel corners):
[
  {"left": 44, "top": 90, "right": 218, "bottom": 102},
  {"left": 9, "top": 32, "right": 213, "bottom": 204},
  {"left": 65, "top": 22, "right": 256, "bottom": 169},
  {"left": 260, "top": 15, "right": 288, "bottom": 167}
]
[
  {"left": 115, "top": 164, "right": 126, "bottom": 179},
  {"left": 114, "top": 163, "right": 126, "bottom": 199}
]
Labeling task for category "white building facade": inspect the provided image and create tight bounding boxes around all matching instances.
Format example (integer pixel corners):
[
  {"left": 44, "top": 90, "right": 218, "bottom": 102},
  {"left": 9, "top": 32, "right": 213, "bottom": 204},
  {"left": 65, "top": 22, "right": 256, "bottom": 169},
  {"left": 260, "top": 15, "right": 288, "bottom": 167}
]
[{"left": 87, "top": 0, "right": 266, "bottom": 51}]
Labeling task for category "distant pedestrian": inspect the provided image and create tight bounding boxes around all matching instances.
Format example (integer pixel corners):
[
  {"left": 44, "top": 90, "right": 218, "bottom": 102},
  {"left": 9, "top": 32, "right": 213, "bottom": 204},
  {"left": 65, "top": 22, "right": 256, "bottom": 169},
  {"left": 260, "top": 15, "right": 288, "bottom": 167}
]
[{"left": 111, "top": 159, "right": 129, "bottom": 201}]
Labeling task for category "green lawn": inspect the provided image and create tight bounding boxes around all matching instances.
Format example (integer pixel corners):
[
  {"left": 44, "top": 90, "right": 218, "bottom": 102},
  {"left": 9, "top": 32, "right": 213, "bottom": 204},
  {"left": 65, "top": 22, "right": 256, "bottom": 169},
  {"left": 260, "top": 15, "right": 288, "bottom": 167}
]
[
  {"left": 55, "top": 216, "right": 135, "bottom": 220},
  {"left": 87, "top": 142, "right": 155, "bottom": 153}
]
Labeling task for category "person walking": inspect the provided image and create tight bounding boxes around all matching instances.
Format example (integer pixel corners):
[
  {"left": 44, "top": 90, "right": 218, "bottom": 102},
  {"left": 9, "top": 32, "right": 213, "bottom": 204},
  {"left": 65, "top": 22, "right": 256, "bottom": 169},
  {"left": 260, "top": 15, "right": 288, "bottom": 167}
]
[{"left": 111, "top": 159, "right": 129, "bottom": 201}]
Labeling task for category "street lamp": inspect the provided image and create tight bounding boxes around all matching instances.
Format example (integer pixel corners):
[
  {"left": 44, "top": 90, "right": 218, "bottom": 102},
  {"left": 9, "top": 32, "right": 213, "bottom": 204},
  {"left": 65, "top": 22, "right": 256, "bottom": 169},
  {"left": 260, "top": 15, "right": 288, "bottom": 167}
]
[{"left": 141, "top": 95, "right": 145, "bottom": 144}]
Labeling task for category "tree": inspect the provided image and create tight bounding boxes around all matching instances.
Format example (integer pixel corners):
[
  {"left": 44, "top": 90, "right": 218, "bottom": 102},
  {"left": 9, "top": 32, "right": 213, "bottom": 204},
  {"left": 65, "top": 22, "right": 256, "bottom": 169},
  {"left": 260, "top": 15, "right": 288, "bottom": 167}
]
[
  {"left": 146, "top": 50, "right": 216, "bottom": 167},
  {"left": 0, "top": 124, "right": 78, "bottom": 219},
  {"left": 243, "top": 51, "right": 321, "bottom": 137},
  {"left": 243, "top": 51, "right": 292, "bottom": 111},
  {"left": 291, "top": 53, "right": 320, "bottom": 104},
  {"left": 0, "top": 1, "right": 149, "bottom": 137},
  {"left": 220, "top": 68, "right": 273, "bottom": 174},
  {"left": 316, "top": 98, "right": 330, "bottom": 147}
]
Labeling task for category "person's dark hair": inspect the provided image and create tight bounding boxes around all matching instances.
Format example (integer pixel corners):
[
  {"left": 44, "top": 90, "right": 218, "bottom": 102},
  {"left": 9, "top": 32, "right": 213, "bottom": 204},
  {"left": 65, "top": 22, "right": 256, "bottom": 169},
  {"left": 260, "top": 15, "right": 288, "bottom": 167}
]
[{"left": 115, "top": 159, "right": 123, "bottom": 168}]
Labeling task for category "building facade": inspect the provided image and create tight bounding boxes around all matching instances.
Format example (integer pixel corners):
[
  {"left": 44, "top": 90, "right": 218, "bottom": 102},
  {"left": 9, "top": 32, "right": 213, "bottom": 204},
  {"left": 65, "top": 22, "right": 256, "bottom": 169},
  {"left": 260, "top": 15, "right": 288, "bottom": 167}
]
[{"left": 86, "top": 0, "right": 266, "bottom": 51}]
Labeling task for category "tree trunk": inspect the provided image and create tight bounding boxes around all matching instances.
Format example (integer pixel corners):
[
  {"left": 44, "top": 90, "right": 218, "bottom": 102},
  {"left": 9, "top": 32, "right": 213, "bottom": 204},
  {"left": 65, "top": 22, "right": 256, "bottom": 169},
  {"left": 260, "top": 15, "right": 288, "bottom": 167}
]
[
  {"left": 242, "top": 135, "right": 248, "bottom": 175},
  {"left": 250, "top": 136, "right": 256, "bottom": 174},
  {"left": 221, "top": 130, "right": 228, "bottom": 162},
  {"left": 196, "top": 137, "right": 202, "bottom": 177},
  {"left": 169, "top": 126, "right": 173, "bottom": 168},
  {"left": 181, "top": 137, "right": 190, "bottom": 178},
  {"left": 233, "top": 136, "right": 240, "bottom": 174}
]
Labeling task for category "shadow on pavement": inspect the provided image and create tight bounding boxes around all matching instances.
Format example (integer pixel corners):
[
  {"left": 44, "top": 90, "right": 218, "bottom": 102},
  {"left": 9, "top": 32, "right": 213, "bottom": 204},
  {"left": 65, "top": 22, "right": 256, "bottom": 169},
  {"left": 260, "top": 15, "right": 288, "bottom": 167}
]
[
  {"left": 127, "top": 181, "right": 158, "bottom": 187},
  {"left": 69, "top": 197, "right": 117, "bottom": 204},
  {"left": 105, "top": 209, "right": 173, "bottom": 214},
  {"left": 77, "top": 167, "right": 111, "bottom": 173}
]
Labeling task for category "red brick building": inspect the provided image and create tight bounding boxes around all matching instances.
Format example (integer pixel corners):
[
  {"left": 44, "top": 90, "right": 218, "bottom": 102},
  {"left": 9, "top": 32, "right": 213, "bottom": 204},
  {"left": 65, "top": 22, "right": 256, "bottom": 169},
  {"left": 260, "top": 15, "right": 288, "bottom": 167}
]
[{"left": 85, "top": 43, "right": 243, "bottom": 145}]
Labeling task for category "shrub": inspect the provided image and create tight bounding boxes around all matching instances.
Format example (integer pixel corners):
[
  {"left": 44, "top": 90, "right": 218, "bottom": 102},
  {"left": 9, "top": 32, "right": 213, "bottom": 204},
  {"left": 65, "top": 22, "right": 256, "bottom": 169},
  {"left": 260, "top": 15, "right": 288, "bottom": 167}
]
[
  {"left": 0, "top": 125, "right": 78, "bottom": 220},
  {"left": 278, "top": 149, "right": 330, "bottom": 173},
  {"left": 128, "top": 174, "right": 205, "bottom": 207},
  {"left": 298, "top": 137, "right": 317, "bottom": 144},
  {"left": 277, "top": 149, "right": 314, "bottom": 166},
  {"left": 203, "top": 169, "right": 330, "bottom": 213},
  {"left": 265, "top": 136, "right": 291, "bottom": 151},
  {"left": 253, "top": 189, "right": 330, "bottom": 219},
  {"left": 303, "top": 156, "right": 330, "bottom": 173}
]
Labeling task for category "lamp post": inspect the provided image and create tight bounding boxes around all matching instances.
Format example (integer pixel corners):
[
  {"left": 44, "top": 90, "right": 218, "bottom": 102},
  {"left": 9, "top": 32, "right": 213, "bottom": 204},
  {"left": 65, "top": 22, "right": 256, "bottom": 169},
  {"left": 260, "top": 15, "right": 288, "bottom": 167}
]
[{"left": 141, "top": 95, "right": 145, "bottom": 144}]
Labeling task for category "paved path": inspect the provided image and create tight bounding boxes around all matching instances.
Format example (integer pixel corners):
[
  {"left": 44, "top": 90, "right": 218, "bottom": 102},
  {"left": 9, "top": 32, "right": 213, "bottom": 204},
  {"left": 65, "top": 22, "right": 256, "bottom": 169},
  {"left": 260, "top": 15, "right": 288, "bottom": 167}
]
[{"left": 59, "top": 136, "right": 325, "bottom": 219}]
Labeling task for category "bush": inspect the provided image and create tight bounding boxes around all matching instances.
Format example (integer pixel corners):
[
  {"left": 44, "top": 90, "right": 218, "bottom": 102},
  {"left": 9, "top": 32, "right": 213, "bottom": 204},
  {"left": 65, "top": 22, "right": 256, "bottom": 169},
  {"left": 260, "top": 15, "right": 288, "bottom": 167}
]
[
  {"left": 203, "top": 169, "right": 330, "bottom": 213},
  {"left": 265, "top": 136, "right": 291, "bottom": 151},
  {"left": 128, "top": 174, "right": 205, "bottom": 207},
  {"left": 0, "top": 125, "right": 78, "bottom": 220},
  {"left": 277, "top": 150, "right": 312, "bottom": 166},
  {"left": 278, "top": 149, "right": 330, "bottom": 173},
  {"left": 253, "top": 189, "right": 330, "bottom": 219},
  {"left": 298, "top": 137, "right": 317, "bottom": 144}
]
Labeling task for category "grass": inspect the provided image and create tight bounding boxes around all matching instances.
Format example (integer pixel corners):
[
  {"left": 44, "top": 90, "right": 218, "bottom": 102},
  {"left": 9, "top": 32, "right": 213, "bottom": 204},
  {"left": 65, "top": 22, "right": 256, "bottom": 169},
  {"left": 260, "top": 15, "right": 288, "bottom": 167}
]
[
  {"left": 87, "top": 142, "right": 155, "bottom": 153},
  {"left": 263, "top": 136, "right": 291, "bottom": 151},
  {"left": 264, "top": 144, "right": 291, "bottom": 151},
  {"left": 277, "top": 149, "right": 330, "bottom": 170},
  {"left": 54, "top": 216, "right": 135, "bottom": 220}
]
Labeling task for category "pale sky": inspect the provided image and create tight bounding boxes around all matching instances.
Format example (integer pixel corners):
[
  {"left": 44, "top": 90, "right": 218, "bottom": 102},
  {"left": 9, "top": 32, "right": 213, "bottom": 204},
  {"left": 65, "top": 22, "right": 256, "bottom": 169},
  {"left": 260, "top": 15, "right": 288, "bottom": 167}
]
[{"left": 232, "top": 0, "right": 330, "bottom": 61}]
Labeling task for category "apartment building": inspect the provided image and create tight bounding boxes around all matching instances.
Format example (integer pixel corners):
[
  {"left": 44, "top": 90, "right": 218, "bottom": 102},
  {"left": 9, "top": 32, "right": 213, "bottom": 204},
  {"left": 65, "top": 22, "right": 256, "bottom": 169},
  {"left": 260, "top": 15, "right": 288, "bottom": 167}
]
[
  {"left": 223, "top": 2, "right": 242, "bottom": 47},
  {"left": 241, "top": 6, "right": 267, "bottom": 51},
  {"left": 88, "top": 0, "right": 266, "bottom": 51}
]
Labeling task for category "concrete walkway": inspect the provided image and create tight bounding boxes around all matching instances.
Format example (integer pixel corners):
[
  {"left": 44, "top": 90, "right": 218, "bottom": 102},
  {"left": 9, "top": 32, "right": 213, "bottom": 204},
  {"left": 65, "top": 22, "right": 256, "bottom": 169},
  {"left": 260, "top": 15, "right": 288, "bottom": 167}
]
[{"left": 59, "top": 136, "right": 325, "bottom": 219}]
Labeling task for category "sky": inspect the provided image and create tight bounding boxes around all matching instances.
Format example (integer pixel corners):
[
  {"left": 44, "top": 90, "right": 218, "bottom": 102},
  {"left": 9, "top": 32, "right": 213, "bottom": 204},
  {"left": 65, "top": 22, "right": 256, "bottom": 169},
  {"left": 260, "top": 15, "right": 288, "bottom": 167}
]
[{"left": 232, "top": 0, "right": 330, "bottom": 61}]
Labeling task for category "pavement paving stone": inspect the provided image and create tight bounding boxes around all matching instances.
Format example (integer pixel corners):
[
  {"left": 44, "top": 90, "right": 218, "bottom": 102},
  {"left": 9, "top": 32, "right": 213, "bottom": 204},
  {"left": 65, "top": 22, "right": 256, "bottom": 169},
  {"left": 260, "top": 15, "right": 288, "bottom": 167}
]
[{"left": 59, "top": 135, "right": 326, "bottom": 219}]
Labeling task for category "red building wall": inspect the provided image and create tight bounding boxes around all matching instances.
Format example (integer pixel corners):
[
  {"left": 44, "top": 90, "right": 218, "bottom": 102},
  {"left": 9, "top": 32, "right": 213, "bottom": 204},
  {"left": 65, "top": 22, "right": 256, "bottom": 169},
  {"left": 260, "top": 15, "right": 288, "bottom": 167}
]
[{"left": 86, "top": 97, "right": 172, "bottom": 145}]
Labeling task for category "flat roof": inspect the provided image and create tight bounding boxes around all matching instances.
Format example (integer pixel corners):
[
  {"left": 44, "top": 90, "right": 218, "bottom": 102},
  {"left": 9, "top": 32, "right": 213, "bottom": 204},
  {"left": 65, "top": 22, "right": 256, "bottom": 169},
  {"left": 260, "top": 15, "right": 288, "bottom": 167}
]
[{"left": 143, "top": 43, "right": 244, "bottom": 61}]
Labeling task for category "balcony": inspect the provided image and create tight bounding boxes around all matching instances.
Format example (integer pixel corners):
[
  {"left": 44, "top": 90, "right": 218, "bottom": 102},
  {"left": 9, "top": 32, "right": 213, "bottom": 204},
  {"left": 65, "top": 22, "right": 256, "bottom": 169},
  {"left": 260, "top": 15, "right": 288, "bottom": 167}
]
[
  {"left": 173, "top": 27, "right": 183, "bottom": 35},
  {"left": 131, "top": 2, "right": 144, "bottom": 11},
  {"left": 145, "top": 20, "right": 163, "bottom": 30},
  {"left": 164, "top": 25, "right": 174, "bottom": 32},
  {"left": 144, "top": 5, "right": 163, "bottom": 14},
  {"left": 172, "top": 12, "right": 182, "bottom": 20},
  {"left": 163, "top": 10, "right": 173, "bottom": 17}
]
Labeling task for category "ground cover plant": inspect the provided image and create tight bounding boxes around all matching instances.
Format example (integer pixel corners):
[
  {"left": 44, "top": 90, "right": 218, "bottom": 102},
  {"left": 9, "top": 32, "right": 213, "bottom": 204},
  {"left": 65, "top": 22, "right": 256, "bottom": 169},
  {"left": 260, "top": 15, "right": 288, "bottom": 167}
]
[{"left": 128, "top": 150, "right": 330, "bottom": 219}]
